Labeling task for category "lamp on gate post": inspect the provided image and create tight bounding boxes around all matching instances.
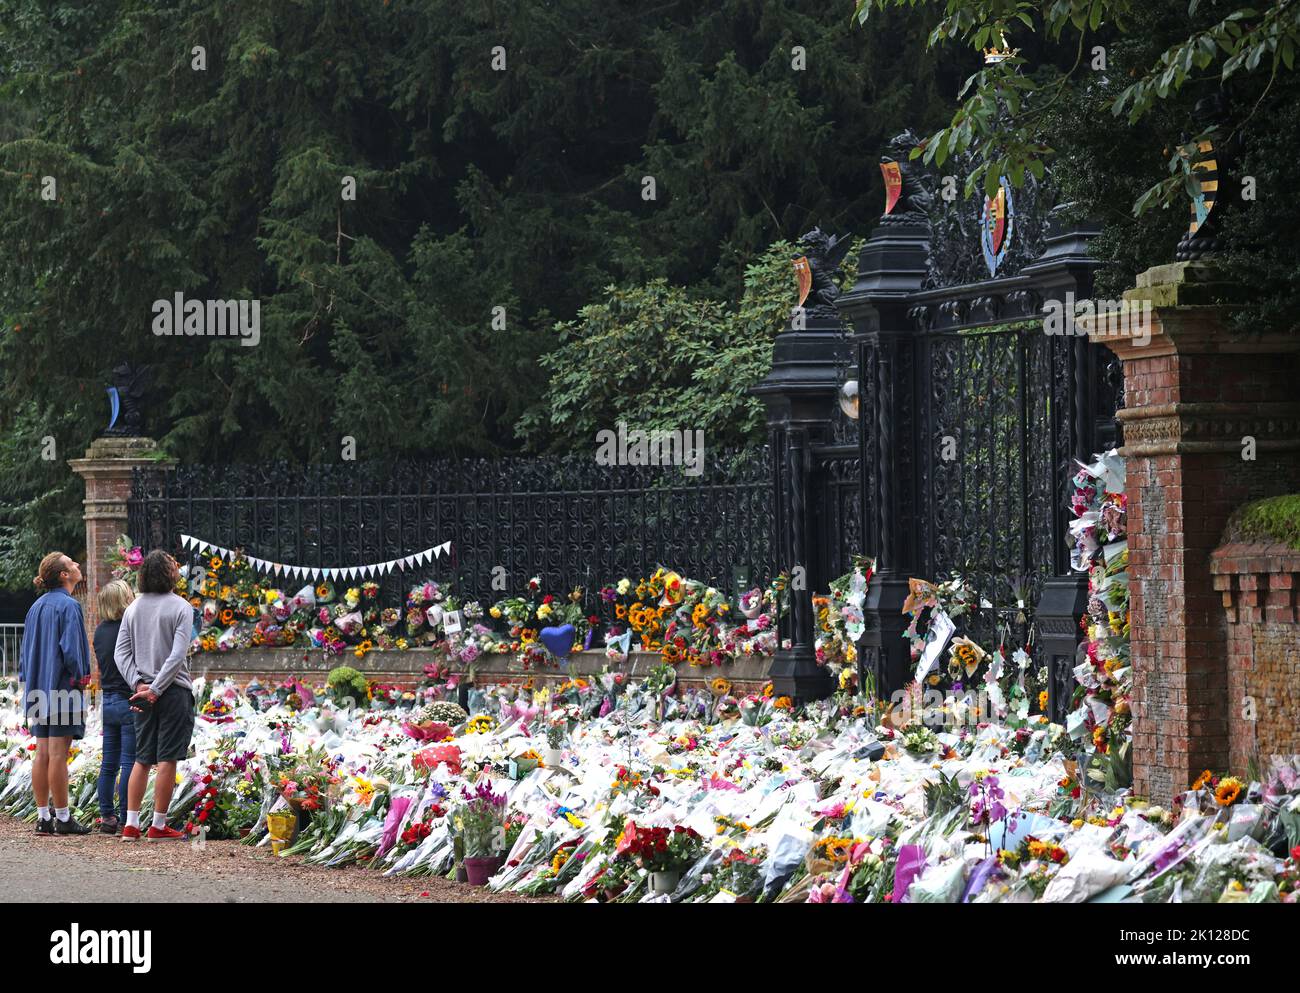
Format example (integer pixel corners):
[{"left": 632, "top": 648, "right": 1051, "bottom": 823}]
[{"left": 751, "top": 228, "right": 854, "bottom": 703}]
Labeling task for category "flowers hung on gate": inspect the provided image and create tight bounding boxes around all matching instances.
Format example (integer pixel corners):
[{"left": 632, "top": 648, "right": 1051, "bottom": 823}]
[
  {"left": 106, "top": 534, "right": 145, "bottom": 586},
  {"left": 814, "top": 556, "right": 874, "bottom": 676},
  {"left": 1068, "top": 451, "right": 1132, "bottom": 769}
]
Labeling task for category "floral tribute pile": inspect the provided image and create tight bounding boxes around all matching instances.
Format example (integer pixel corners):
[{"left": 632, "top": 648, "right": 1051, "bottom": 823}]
[
  {"left": 3, "top": 666, "right": 1297, "bottom": 904},
  {"left": 107, "top": 538, "right": 784, "bottom": 672}
]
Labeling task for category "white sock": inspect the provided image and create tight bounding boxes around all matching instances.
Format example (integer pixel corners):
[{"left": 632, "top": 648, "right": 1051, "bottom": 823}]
[
  {"left": 55, "top": 807, "right": 70, "bottom": 822},
  {"left": 152, "top": 812, "right": 167, "bottom": 830},
  {"left": 125, "top": 810, "right": 141, "bottom": 829},
  {"left": 37, "top": 806, "right": 50, "bottom": 821}
]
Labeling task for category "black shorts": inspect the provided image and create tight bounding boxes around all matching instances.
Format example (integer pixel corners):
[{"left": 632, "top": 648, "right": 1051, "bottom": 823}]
[{"left": 134, "top": 685, "right": 195, "bottom": 764}]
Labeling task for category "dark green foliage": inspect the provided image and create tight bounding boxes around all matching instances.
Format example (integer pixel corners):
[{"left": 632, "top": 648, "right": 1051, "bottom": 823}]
[{"left": 0, "top": 1, "right": 949, "bottom": 589}]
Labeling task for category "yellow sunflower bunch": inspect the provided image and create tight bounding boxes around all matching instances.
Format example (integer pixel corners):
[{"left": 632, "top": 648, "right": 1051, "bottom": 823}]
[
  {"left": 812, "top": 836, "right": 856, "bottom": 863},
  {"left": 465, "top": 715, "right": 497, "bottom": 735}
]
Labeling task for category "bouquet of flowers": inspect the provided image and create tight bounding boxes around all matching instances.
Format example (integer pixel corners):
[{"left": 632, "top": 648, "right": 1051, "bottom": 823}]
[
  {"left": 614, "top": 820, "right": 705, "bottom": 874},
  {"left": 456, "top": 780, "right": 507, "bottom": 857}
]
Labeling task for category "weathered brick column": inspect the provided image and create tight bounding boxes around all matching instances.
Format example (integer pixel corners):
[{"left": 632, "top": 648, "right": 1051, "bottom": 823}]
[
  {"left": 67, "top": 436, "right": 174, "bottom": 643},
  {"left": 1087, "top": 262, "right": 1300, "bottom": 802}
]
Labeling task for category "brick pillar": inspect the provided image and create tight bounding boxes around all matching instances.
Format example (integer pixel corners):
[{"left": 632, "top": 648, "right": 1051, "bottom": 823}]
[
  {"left": 1088, "top": 262, "right": 1300, "bottom": 802},
  {"left": 67, "top": 437, "right": 174, "bottom": 648}
]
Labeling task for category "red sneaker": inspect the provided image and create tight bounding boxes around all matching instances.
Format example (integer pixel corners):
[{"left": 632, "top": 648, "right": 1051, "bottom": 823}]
[
  {"left": 146, "top": 825, "right": 188, "bottom": 841},
  {"left": 121, "top": 825, "right": 142, "bottom": 842}
]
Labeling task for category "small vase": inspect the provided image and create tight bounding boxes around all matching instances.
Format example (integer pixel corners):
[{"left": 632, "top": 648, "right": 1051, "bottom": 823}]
[
  {"left": 463, "top": 855, "right": 503, "bottom": 886},
  {"left": 649, "top": 870, "right": 681, "bottom": 895},
  {"left": 544, "top": 747, "right": 563, "bottom": 767}
]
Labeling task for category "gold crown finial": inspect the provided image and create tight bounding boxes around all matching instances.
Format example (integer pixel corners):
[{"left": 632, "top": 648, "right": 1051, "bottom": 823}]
[{"left": 983, "top": 31, "right": 1018, "bottom": 64}]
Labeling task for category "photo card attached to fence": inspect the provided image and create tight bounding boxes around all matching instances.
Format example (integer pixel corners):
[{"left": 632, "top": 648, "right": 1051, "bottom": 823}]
[
  {"left": 442, "top": 610, "right": 463, "bottom": 637},
  {"left": 914, "top": 609, "right": 956, "bottom": 684}
]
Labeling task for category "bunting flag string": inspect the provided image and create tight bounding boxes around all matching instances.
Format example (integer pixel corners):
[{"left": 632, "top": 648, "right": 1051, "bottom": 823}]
[{"left": 178, "top": 534, "right": 452, "bottom": 581}]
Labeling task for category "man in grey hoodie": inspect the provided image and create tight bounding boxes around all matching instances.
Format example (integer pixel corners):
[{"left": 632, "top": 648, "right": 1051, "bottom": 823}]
[{"left": 113, "top": 550, "right": 196, "bottom": 842}]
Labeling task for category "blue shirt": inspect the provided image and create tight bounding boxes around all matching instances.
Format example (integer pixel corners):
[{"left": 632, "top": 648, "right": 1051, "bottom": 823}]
[{"left": 19, "top": 588, "right": 91, "bottom": 723}]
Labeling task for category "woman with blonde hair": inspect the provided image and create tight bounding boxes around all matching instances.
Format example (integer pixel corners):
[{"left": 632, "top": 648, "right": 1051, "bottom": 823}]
[
  {"left": 94, "top": 579, "right": 136, "bottom": 834},
  {"left": 19, "top": 551, "right": 92, "bottom": 835}
]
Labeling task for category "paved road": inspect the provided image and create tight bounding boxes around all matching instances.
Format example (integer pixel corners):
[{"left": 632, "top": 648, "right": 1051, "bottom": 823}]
[{"left": 0, "top": 816, "right": 545, "bottom": 903}]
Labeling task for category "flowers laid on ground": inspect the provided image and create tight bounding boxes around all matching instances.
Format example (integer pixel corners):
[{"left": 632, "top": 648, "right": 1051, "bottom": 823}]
[
  {"left": 2, "top": 666, "right": 1295, "bottom": 904},
  {"left": 455, "top": 780, "right": 508, "bottom": 857}
]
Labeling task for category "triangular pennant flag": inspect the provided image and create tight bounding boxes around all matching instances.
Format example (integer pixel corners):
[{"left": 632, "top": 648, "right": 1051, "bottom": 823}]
[
  {"left": 181, "top": 535, "right": 193, "bottom": 550},
  {"left": 440, "top": 541, "right": 451, "bottom": 557},
  {"left": 403, "top": 555, "right": 415, "bottom": 570},
  {"left": 363, "top": 565, "right": 375, "bottom": 578},
  {"left": 273, "top": 564, "right": 283, "bottom": 576},
  {"left": 312, "top": 568, "right": 321, "bottom": 581}
]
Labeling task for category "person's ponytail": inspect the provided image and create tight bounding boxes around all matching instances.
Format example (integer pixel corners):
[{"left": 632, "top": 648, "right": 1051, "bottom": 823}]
[{"left": 34, "top": 552, "right": 68, "bottom": 592}]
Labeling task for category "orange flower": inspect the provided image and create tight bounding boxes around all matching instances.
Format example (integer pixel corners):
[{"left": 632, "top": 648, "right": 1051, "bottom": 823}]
[
  {"left": 773, "top": 696, "right": 793, "bottom": 710},
  {"left": 1214, "top": 777, "right": 1244, "bottom": 806}
]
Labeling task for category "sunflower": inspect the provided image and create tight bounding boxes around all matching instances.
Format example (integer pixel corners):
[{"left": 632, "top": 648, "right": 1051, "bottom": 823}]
[
  {"left": 219, "top": 609, "right": 235, "bottom": 626},
  {"left": 209, "top": 556, "right": 222, "bottom": 570},
  {"left": 709, "top": 677, "right": 732, "bottom": 697},
  {"left": 1214, "top": 777, "right": 1245, "bottom": 806},
  {"left": 615, "top": 604, "right": 628, "bottom": 620},
  {"left": 761, "top": 681, "right": 773, "bottom": 699},
  {"left": 1038, "top": 690, "right": 1049, "bottom": 711},
  {"left": 813, "top": 836, "right": 854, "bottom": 863},
  {"left": 1191, "top": 769, "right": 1214, "bottom": 791}
]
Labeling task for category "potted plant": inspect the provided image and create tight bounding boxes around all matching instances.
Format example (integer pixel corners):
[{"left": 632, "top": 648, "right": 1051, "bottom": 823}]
[
  {"left": 456, "top": 780, "right": 508, "bottom": 885},
  {"left": 325, "top": 666, "right": 369, "bottom": 709},
  {"left": 615, "top": 820, "right": 705, "bottom": 896},
  {"left": 543, "top": 720, "right": 565, "bottom": 767}
]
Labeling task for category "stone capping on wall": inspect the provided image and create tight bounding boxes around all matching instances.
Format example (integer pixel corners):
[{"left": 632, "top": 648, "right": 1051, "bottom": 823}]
[{"left": 1211, "top": 542, "right": 1300, "bottom": 625}]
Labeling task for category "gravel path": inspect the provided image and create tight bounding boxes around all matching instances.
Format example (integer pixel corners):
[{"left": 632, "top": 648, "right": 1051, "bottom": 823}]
[{"left": 0, "top": 815, "right": 555, "bottom": 903}]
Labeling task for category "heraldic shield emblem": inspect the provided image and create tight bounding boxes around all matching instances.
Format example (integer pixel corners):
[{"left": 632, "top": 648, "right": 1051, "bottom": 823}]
[
  {"left": 881, "top": 161, "right": 903, "bottom": 215},
  {"left": 792, "top": 255, "right": 812, "bottom": 308},
  {"left": 981, "top": 177, "right": 1014, "bottom": 277}
]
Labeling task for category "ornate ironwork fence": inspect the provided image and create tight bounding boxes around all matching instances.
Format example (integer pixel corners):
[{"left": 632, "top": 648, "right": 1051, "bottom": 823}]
[
  {"left": 127, "top": 451, "right": 775, "bottom": 608},
  {"left": 834, "top": 194, "right": 1120, "bottom": 717}
]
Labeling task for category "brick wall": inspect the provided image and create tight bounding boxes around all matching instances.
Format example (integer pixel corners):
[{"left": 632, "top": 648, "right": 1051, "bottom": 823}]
[
  {"left": 1093, "top": 264, "right": 1300, "bottom": 802},
  {"left": 1211, "top": 542, "right": 1300, "bottom": 774}
]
